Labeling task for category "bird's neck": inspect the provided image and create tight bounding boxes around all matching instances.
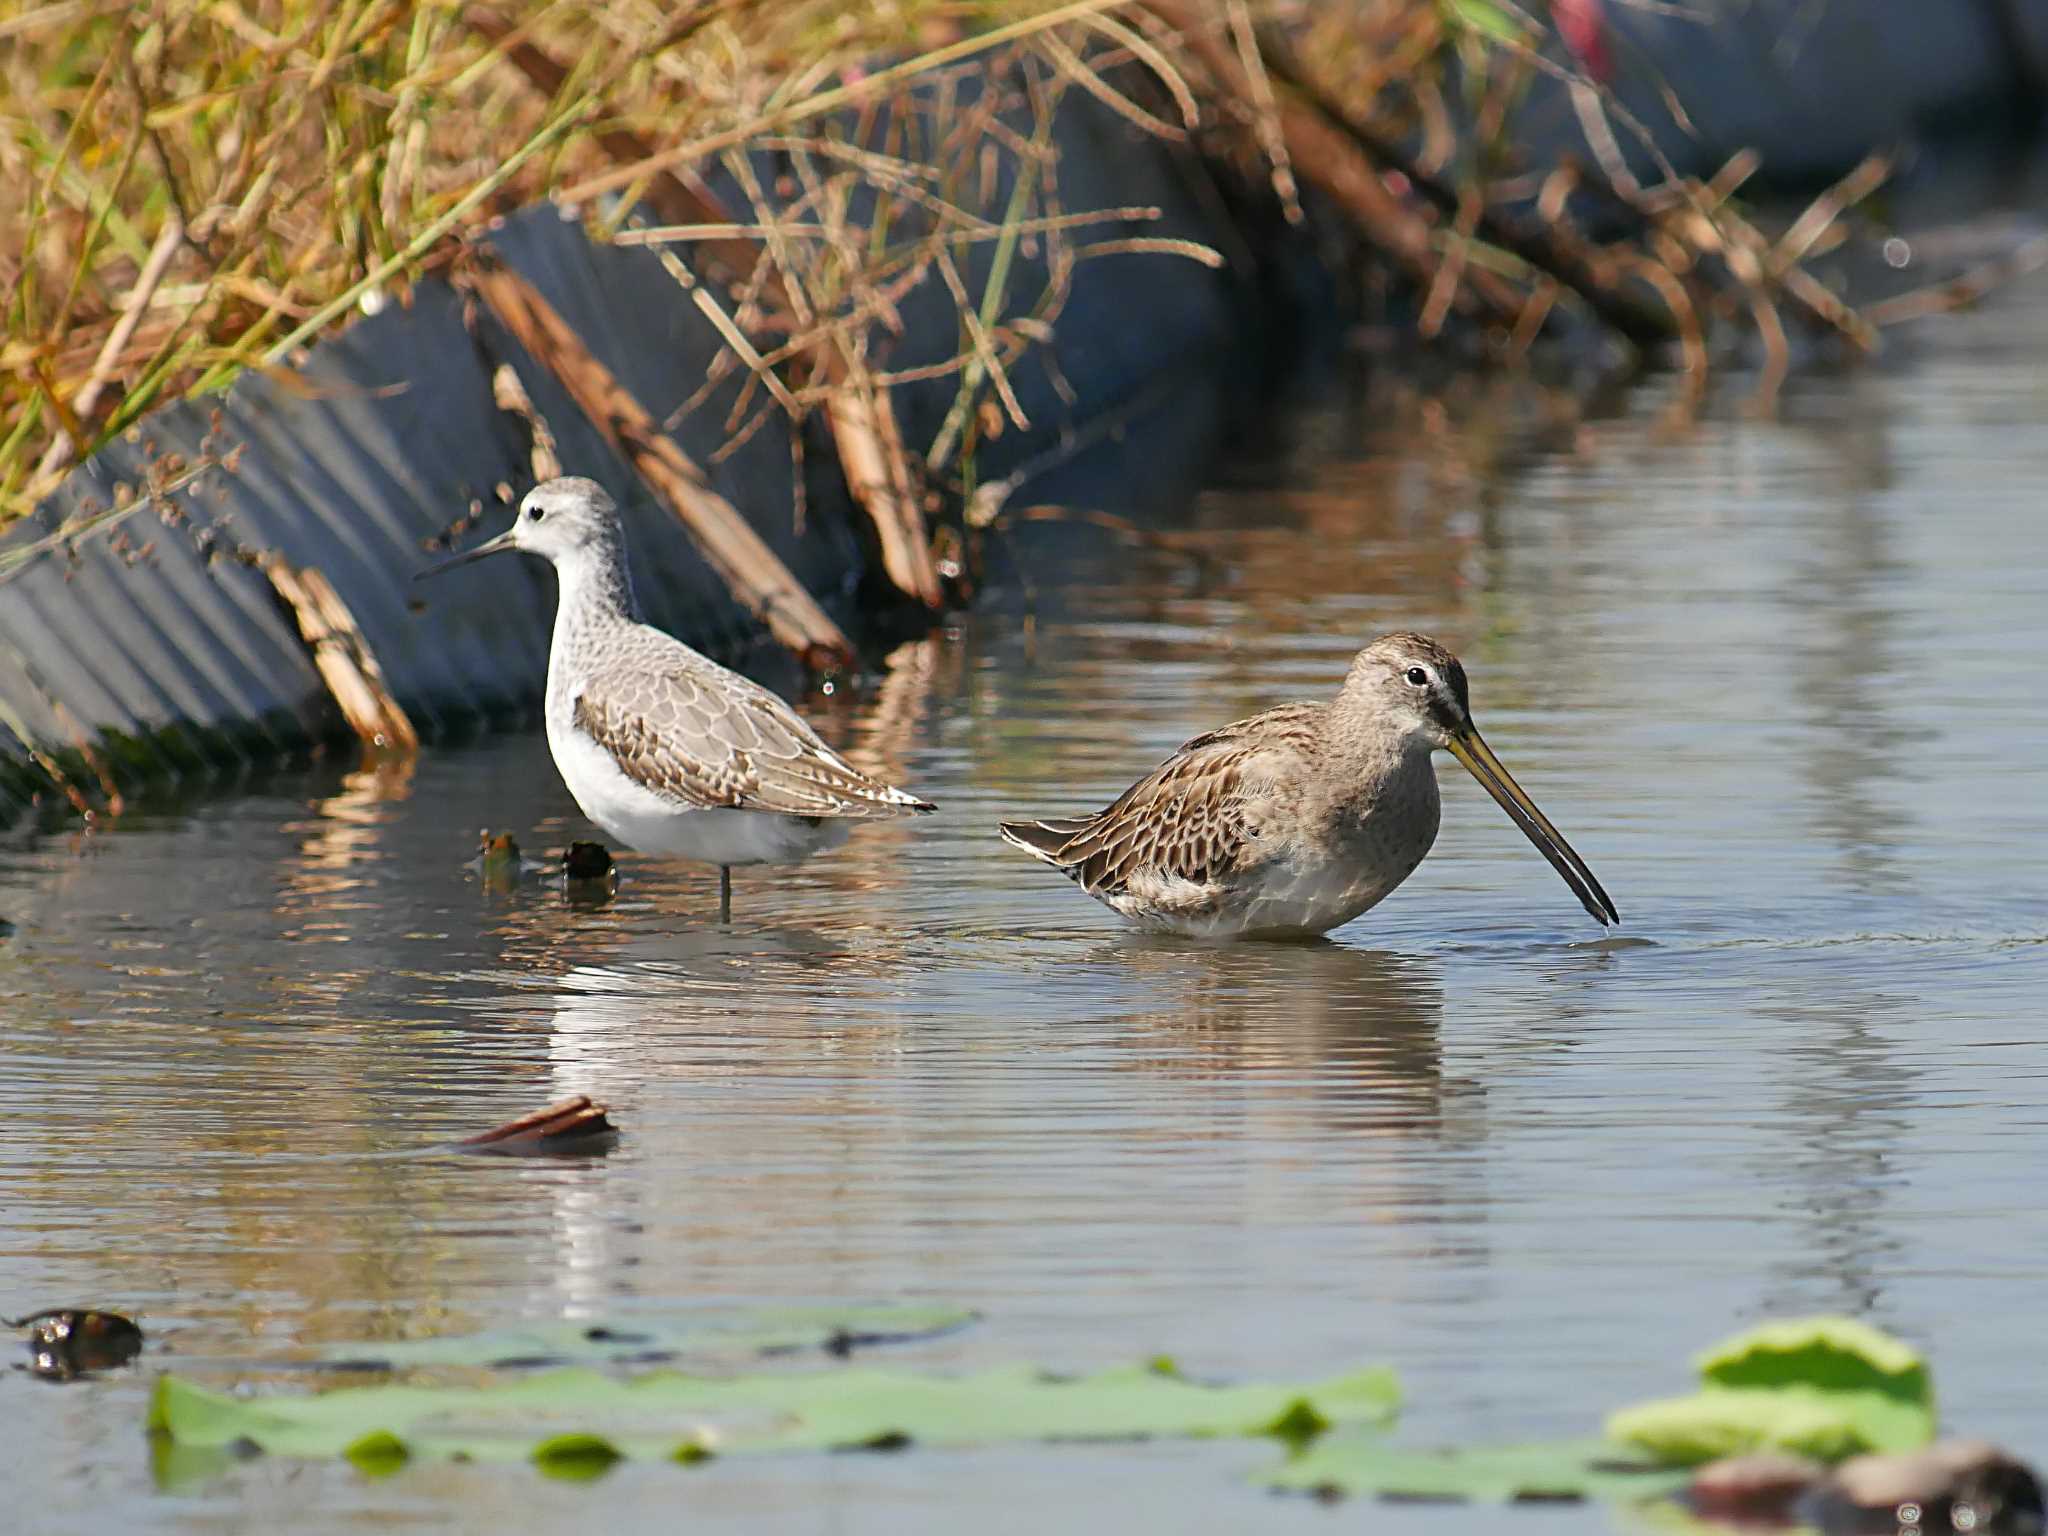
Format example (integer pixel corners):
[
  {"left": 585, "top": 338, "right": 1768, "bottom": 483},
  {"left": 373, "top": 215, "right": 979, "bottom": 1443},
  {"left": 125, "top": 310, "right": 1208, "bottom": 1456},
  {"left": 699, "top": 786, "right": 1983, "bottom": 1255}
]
[
  {"left": 1327, "top": 692, "right": 1429, "bottom": 778},
  {"left": 552, "top": 539, "right": 641, "bottom": 633}
]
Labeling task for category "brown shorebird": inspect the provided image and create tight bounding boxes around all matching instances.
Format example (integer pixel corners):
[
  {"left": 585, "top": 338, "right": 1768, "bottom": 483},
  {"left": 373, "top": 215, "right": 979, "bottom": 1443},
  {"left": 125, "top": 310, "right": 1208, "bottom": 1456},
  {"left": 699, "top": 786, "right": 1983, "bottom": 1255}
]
[
  {"left": 420, "top": 476, "right": 933, "bottom": 920},
  {"left": 999, "top": 632, "right": 1617, "bottom": 940}
]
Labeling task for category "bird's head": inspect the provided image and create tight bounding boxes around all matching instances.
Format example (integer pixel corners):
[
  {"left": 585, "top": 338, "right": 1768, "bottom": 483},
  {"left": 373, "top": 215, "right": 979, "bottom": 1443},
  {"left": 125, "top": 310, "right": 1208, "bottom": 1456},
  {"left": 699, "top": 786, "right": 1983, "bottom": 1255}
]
[
  {"left": 1342, "top": 630, "right": 1618, "bottom": 927},
  {"left": 1341, "top": 631, "right": 1471, "bottom": 752},
  {"left": 419, "top": 476, "right": 623, "bottom": 576}
]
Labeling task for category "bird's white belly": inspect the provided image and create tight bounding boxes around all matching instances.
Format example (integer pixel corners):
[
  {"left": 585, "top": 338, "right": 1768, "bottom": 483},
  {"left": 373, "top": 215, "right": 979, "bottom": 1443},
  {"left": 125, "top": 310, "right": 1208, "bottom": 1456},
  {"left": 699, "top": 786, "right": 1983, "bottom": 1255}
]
[
  {"left": 1109, "top": 857, "right": 1411, "bottom": 940},
  {"left": 548, "top": 721, "right": 849, "bottom": 867}
]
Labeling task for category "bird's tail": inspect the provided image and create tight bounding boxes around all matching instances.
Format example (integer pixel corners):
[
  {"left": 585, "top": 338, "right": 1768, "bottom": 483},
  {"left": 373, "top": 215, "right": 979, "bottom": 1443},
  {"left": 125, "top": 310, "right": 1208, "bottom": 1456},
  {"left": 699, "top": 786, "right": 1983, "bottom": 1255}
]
[{"left": 997, "top": 817, "right": 1092, "bottom": 867}]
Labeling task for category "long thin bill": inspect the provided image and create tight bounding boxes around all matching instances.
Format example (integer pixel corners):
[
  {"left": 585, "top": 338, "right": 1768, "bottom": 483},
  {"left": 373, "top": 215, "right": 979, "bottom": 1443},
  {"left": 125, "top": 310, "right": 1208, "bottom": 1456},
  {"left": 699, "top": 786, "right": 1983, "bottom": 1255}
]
[
  {"left": 416, "top": 530, "right": 516, "bottom": 580},
  {"left": 1446, "top": 725, "right": 1619, "bottom": 927}
]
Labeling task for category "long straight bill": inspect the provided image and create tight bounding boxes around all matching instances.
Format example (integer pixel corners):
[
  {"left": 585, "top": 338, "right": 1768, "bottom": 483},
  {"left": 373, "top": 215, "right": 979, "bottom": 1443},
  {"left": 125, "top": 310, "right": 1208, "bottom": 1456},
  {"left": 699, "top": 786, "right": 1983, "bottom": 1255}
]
[
  {"left": 1446, "top": 726, "right": 1619, "bottom": 927},
  {"left": 416, "top": 528, "right": 517, "bottom": 580}
]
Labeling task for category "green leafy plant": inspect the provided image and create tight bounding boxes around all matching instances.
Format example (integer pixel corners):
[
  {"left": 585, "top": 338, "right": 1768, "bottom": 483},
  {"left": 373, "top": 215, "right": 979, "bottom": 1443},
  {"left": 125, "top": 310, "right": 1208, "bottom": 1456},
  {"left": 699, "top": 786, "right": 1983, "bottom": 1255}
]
[
  {"left": 1263, "top": 1316, "right": 1936, "bottom": 1502},
  {"left": 145, "top": 1313, "right": 1943, "bottom": 1500},
  {"left": 1267, "top": 1435, "right": 1688, "bottom": 1503},
  {"left": 1606, "top": 1317, "right": 1936, "bottom": 1464},
  {"left": 149, "top": 1359, "right": 1401, "bottom": 1472}
]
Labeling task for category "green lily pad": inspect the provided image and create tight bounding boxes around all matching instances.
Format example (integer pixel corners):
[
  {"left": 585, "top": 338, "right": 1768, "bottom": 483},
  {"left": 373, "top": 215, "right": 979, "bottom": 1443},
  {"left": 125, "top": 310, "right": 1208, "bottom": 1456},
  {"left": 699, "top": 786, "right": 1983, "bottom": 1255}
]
[
  {"left": 149, "top": 1360, "right": 1401, "bottom": 1467},
  {"left": 1267, "top": 1317, "right": 1937, "bottom": 1502},
  {"left": 315, "top": 1304, "right": 977, "bottom": 1369},
  {"left": 1265, "top": 1434, "right": 1691, "bottom": 1503},
  {"left": 1606, "top": 1317, "right": 1935, "bottom": 1465},
  {"left": 1696, "top": 1317, "right": 1930, "bottom": 1399}
]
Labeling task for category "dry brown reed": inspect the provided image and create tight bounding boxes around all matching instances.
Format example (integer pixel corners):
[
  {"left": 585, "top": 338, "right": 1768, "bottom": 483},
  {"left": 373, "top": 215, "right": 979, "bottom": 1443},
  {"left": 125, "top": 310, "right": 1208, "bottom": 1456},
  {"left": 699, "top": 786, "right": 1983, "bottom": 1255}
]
[{"left": 0, "top": 0, "right": 2009, "bottom": 534}]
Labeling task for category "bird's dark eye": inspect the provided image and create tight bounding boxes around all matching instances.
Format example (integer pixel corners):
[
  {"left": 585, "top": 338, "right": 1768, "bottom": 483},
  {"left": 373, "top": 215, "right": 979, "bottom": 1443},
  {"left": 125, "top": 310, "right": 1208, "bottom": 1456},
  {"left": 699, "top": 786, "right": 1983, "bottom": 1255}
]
[
  {"left": 1404, "top": 666, "right": 1430, "bottom": 687},
  {"left": 527, "top": 505, "right": 545, "bottom": 522}
]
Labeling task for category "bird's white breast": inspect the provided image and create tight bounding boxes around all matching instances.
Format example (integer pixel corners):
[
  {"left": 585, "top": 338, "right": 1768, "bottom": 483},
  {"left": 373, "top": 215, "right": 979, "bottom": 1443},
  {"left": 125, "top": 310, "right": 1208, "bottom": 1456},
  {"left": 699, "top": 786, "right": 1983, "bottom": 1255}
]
[{"left": 543, "top": 699, "right": 847, "bottom": 868}]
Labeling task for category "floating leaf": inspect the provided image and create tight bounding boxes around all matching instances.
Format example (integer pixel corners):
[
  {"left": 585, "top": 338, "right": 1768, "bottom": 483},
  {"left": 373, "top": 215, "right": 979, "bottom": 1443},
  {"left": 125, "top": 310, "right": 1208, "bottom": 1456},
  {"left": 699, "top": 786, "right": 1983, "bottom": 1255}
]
[
  {"left": 1608, "top": 1388, "right": 1929, "bottom": 1465},
  {"left": 315, "top": 1304, "right": 977, "bottom": 1370},
  {"left": 1697, "top": 1317, "right": 1930, "bottom": 1400},
  {"left": 1265, "top": 1434, "right": 1690, "bottom": 1503},
  {"left": 150, "top": 1361, "right": 1401, "bottom": 1466},
  {"left": 1267, "top": 1318, "right": 1939, "bottom": 1503},
  {"left": 1607, "top": 1318, "right": 1935, "bottom": 1465}
]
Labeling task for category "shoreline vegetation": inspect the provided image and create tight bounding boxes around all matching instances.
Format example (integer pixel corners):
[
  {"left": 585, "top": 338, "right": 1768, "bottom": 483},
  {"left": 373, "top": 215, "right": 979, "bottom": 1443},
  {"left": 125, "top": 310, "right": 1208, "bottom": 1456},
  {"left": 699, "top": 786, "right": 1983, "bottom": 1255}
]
[
  {"left": 2, "top": 1, "right": 2043, "bottom": 817},
  {"left": 6, "top": 0, "right": 2027, "bottom": 533}
]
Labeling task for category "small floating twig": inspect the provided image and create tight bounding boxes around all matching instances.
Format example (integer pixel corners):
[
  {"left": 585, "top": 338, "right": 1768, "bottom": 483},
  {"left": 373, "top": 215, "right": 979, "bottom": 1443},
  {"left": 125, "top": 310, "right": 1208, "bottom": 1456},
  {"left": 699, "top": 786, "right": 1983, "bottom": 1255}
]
[{"left": 453, "top": 1094, "right": 619, "bottom": 1156}]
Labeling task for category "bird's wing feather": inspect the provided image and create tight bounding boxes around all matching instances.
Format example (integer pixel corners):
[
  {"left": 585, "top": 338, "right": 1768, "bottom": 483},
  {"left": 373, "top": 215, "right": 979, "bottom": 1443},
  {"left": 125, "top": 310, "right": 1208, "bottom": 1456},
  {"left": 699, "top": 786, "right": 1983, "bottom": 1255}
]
[
  {"left": 571, "top": 631, "right": 929, "bottom": 819},
  {"left": 1013, "top": 703, "right": 1319, "bottom": 895}
]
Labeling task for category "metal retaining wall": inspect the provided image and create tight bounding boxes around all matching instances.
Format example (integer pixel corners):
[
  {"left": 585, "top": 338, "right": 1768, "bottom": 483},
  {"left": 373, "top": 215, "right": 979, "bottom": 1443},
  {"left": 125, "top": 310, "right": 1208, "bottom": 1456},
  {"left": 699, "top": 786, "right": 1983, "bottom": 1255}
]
[{"left": 0, "top": 93, "right": 1291, "bottom": 817}]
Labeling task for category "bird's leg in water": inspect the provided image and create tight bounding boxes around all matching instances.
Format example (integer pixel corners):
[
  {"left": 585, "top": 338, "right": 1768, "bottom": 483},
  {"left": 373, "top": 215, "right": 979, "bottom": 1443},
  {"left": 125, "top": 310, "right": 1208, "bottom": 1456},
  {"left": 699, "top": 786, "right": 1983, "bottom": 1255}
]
[{"left": 719, "top": 865, "right": 732, "bottom": 924}]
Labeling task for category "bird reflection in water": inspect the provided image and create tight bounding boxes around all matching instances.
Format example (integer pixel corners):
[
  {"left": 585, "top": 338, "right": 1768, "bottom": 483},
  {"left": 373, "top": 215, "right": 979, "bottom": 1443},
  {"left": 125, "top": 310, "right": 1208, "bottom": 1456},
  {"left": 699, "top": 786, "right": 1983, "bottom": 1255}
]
[{"left": 1097, "top": 938, "right": 1475, "bottom": 1139}]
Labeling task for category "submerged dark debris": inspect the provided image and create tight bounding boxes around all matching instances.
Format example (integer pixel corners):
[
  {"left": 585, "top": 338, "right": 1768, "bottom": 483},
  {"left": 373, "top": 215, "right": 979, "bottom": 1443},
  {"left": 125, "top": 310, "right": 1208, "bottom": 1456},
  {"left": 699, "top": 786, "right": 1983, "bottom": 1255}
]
[
  {"left": 563, "top": 839, "right": 618, "bottom": 907},
  {"left": 1688, "top": 1441, "right": 2045, "bottom": 1534},
  {"left": 10, "top": 1308, "right": 144, "bottom": 1382},
  {"left": 562, "top": 840, "right": 614, "bottom": 882}
]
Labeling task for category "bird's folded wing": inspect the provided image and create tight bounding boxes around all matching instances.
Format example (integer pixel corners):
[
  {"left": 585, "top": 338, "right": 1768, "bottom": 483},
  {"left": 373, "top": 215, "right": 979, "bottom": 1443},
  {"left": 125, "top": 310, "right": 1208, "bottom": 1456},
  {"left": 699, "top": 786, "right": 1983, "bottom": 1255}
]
[
  {"left": 573, "top": 668, "right": 918, "bottom": 818},
  {"left": 1045, "top": 740, "right": 1263, "bottom": 894},
  {"left": 1021, "top": 703, "right": 1325, "bottom": 893}
]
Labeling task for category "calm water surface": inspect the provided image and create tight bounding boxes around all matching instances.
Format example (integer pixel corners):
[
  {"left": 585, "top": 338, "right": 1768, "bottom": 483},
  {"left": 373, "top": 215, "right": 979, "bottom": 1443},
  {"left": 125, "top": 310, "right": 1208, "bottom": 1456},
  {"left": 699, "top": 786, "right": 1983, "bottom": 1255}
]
[{"left": 6, "top": 282, "right": 2048, "bottom": 1533}]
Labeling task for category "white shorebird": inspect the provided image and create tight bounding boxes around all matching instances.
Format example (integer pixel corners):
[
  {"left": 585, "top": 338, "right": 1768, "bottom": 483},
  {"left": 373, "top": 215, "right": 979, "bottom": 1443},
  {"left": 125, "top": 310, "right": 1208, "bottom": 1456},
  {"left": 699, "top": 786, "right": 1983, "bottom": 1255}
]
[
  {"left": 421, "top": 476, "right": 933, "bottom": 919},
  {"left": 1000, "top": 632, "right": 1616, "bottom": 941}
]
